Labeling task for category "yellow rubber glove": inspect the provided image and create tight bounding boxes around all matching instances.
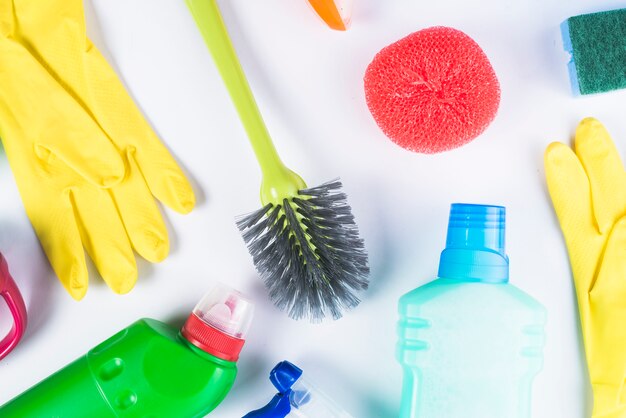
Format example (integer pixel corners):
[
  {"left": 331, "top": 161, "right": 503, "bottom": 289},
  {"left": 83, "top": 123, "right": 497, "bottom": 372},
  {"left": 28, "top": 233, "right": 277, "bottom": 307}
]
[
  {"left": 545, "top": 118, "right": 626, "bottom": 418},
  {"left": 0, "top": 1, "right": 195, "bottom": 299}
]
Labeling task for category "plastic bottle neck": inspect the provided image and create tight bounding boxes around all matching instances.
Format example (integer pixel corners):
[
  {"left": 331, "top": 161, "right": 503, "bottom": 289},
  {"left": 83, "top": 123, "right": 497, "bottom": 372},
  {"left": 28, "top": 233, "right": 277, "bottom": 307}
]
[
  {"left": 181, "top": 313, "right": 245, "bottom": 362},
  {"left": 437, "top": 204, "right": 509, "bottom": 283},
  {"left": 438, "top": 248, "right": 509, "bottom": 283},
  {"left": 178, "top": 332, "right": 237, "bottom": 366}
]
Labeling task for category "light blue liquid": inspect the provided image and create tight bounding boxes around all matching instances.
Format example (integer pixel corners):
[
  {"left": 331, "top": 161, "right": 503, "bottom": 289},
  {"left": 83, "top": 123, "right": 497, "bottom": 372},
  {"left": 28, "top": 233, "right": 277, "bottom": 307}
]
[{"left": 397, "top": 204, "right": 546, "bottom": 418}]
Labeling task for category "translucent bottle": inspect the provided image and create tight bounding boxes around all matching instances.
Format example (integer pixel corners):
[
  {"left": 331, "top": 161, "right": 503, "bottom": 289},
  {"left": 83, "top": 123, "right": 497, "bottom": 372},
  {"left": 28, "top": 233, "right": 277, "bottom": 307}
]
[{"left": 397, "top": 204, "right": 546, "bottom": 418}]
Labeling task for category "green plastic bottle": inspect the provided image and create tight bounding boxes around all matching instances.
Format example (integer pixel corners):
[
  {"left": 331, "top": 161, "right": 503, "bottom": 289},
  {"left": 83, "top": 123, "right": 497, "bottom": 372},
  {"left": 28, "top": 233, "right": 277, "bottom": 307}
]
[{"left": 0, "top": 284, "right": 254, "bottom": 417}]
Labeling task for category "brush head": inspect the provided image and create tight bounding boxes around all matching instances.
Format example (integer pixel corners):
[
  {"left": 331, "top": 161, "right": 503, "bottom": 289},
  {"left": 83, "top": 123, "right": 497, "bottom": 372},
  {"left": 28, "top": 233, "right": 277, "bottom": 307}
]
[
  {"left": 364, "top": 26, "right": 500, "bottom": 154},
  {"left": 237, "top": 180, "right": 369, "bottom": 321}
]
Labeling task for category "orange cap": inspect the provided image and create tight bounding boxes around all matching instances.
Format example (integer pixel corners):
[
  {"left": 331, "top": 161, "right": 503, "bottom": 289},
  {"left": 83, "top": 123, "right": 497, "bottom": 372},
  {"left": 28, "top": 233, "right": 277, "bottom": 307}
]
[{"left": 307, "top": 0, "right": 352, "bottom": 31}]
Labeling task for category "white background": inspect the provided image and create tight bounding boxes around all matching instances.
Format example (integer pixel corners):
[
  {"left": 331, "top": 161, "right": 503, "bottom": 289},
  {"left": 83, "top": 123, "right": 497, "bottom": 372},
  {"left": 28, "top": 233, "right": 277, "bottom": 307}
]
[{"left": 1, "top": 0, "right": 626, "bottom": 416}]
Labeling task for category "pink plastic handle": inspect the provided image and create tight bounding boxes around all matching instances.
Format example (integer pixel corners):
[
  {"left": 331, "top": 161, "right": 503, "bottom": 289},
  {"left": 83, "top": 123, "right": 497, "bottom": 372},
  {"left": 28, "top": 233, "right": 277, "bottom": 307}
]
[{"left": 0, "top": 253, "right": 27, "bottom": 361}]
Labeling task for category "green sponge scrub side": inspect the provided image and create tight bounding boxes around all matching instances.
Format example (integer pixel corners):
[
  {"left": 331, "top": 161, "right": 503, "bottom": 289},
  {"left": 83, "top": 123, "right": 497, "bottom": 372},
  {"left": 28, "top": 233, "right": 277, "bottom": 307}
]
[{"left": 564, "top": 8, "right": 626, "bottom": 95}]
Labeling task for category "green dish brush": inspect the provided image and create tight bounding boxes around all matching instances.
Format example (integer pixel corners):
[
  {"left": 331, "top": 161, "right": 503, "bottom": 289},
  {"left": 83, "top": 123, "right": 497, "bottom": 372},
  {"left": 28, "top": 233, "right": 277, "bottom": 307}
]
[{"left": 186, "top": 0, "right": 369, "bottom": 321}]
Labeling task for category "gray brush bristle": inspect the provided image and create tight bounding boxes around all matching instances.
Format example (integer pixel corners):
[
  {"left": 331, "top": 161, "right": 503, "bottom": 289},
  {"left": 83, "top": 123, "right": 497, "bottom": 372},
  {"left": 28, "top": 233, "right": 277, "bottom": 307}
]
[{"left": 236, "top": 179, "right": 369, "bottom": 321}]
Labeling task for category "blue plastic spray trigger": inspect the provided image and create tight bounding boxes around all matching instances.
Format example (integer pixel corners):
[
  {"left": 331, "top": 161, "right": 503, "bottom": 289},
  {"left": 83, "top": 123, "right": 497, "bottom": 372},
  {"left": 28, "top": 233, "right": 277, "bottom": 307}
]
[
  {"left": 270, "top": 361, "right": 303, "bottom": 393},
  {"left": 242, "top": 361, "right": 302, "bottom": 418},
  {"left": 244, "top": 360, "right": 354, "bottom": 418}
]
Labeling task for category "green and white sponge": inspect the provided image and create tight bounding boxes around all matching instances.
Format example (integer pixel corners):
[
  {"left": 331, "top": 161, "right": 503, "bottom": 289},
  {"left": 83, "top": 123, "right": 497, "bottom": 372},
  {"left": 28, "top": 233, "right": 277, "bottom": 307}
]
[{"left": 562, "top": 8, "right": 626, "bottom": 95}]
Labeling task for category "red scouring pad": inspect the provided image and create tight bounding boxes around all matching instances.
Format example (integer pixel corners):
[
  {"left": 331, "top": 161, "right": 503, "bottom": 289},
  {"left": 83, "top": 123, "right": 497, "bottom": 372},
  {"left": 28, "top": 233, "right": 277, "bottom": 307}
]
[{"left": 364, "top": 27, "right": 500, "bottom": 154}]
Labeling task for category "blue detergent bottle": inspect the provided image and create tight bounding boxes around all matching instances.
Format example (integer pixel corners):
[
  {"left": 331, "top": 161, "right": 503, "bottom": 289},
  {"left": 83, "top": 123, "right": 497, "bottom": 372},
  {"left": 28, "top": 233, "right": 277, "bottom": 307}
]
[{"left": 397, "top": 203, "right": 546, "bottom": 418}]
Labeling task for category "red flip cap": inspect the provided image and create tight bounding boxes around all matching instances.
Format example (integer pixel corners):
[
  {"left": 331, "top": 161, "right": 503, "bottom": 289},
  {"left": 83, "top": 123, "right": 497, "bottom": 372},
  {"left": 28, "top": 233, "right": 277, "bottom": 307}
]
[
  {"left": 181, "top": 284, "right": 253, "bottom": 362},
  {"left": 182, "top": 314, "right": 244, "bottom": 361}
]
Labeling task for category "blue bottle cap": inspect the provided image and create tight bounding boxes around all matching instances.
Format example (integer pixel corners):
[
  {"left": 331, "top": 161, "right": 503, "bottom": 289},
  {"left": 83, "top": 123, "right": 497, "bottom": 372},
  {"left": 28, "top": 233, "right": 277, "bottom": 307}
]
[{"left": 438, "top": 203, "right": 509, "bottom": 283}]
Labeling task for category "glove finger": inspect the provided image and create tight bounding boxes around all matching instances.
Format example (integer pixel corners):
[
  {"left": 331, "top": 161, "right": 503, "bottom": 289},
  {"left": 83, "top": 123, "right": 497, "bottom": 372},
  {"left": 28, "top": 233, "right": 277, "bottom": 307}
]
[
  {"left": 72, "top": 186, "right": 137, "bottom": 295},
  {"left": 0, "top": 40, "right": 124, "bottom": 187},
  {"left": 82, "top": 46, "right": 196, "bottom": 214},
  {"left": 133, "top": 140, "right": 196, "bottom": 215},
  {"left": 25, "top": 189, "right": 88, "bottom": 300},
  {"left": 545, "top": 142, "right": 596, "bottom": 246},
  {"left": 575, "top": 118, "right": 626, "bottom": 234},
  {"left": 112, "top": 149, "right": 170, "bottom": 263}
]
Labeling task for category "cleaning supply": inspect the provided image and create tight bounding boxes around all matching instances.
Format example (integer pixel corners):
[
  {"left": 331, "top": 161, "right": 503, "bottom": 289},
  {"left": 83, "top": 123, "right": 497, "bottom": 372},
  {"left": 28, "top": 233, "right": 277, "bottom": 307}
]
[
  {"left": 545, "top": 118, "right": 626, "bottom": 417},
  {"left": 0, "top": 253, "right": 27, "bottom": 361},
  {"left": 364, "top": 27, "right": 500, "bottom": 154},
  {"left": 186, "top": 0, "right": 369, "bottom": 321},
  {"left": 306, "top": 0, "right": 352, "bottom": 31},
  {"left": 0, "top": 0, "right": 195, "bottom": 299},
  {"left": 244, "top": 360, "right": 354, "bottom": 418},
  {"left": 561, "top": 9, "right": 626, "bottom": 95},
  {"left": 397, "top": 203, "right": 546, "bottom": 418},
  {"left": 0, "top": 283, "right": 253, "bottom": 417}
]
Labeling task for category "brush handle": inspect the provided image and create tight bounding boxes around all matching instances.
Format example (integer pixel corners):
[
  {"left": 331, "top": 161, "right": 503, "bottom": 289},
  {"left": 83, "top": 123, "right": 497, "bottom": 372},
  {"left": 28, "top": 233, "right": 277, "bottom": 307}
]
[{"left": 185, "top": 0, "right": 289, "bottom": 182}]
